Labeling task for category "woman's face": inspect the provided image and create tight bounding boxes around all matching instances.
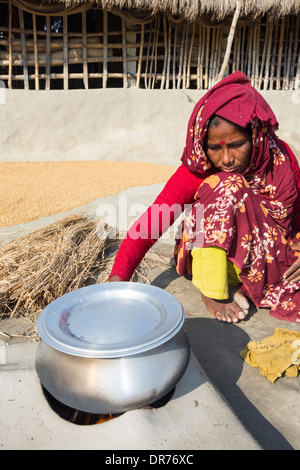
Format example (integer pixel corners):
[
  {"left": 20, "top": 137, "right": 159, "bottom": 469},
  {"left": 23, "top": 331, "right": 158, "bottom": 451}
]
[{"left": 205, "top": 119, "right": 252, "bottom": 174}]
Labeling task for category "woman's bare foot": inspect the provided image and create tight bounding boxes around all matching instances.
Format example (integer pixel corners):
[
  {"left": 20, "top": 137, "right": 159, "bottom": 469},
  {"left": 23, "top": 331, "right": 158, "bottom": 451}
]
[
  {"left": 201, "top": 288, "right": 249, "bottom": 323},
  {"left": 230, "top": 286, "right": 250, "bottom": 313}
]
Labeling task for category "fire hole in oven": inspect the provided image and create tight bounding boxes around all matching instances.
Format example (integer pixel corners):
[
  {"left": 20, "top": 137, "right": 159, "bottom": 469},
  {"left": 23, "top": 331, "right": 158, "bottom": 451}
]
[{"left": 42, "top": 386, "right": 175, "bottom": 425}]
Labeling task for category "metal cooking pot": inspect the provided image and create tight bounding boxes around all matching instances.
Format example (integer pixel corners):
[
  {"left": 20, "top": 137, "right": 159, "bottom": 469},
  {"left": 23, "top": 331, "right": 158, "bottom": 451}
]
[{"left": 35, "top": 282, "right": 190, "bottom": 414}]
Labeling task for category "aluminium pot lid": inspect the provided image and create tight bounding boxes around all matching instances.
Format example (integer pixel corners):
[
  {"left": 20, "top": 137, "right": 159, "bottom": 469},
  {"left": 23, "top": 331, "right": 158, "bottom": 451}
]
[{"left": 37, "top": 282, "right": 185, "bottom": 358}]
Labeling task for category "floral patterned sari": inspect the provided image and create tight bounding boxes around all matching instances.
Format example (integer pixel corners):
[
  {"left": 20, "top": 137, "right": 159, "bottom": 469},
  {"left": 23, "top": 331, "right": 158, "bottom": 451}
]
[{"left": 175, "top": 72, "right": 300, "bottom": 321}]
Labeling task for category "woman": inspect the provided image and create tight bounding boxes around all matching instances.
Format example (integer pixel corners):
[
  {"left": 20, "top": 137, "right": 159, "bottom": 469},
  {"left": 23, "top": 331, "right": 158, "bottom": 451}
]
[{"left": 109, "top": 72, "right": 300, "bottom": 323}]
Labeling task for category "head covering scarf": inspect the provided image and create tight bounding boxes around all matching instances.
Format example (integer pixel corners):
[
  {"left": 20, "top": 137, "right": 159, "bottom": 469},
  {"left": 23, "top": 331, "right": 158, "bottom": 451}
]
[{"left": 181, "top": 71, "right": 298, "bottom": 236}]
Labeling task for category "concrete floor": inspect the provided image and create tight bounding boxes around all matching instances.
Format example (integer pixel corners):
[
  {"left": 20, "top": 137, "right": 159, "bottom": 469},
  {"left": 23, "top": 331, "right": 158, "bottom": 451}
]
[
  {"left": 147, "top": 249, "right": 300, "bottom": 450},
  {"left": 1, "top": 183, "right": 300, "bottom": 450},
  {"left": 0, "top": 342, "right": 261, "bottom": 450}
]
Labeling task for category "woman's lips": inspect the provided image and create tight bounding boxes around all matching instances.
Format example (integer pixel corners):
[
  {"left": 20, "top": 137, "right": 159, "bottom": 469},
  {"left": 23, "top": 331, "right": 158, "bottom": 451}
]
[{"left": 221, "top": 168, "right": 239, "bottom": 173}]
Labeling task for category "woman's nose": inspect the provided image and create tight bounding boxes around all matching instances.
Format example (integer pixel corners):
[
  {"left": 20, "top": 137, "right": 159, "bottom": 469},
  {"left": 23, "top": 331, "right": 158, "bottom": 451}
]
[{"left": 221, "top": 148, "right": 234, "bottom": 166}]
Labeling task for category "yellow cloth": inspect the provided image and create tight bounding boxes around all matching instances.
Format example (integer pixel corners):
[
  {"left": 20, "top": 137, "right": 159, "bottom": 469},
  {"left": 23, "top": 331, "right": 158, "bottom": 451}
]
[
  {"left": 240, "top": 328, "right": 300, "bottom": 383},
  {"left": 191, "top": 246, "right": 241, "bottom": 299}
]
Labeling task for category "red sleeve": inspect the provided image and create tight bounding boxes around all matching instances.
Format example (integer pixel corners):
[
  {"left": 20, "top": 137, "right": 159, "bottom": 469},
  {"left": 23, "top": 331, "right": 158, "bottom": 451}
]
[
  {"left": 279, "top": 140, "right": 300, "bottom": 232},
  {"left": 109, "top": 164, "right": 204, "bottom": 280}
]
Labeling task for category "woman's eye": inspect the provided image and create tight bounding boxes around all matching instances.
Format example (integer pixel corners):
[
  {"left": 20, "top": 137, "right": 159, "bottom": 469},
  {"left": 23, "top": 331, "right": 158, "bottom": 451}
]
[
  {"left": 230, "top": 141, "right": 246, "bottom": 148},
  {"left": 208, "top": 146, "right": 220, "bottom": 151}
]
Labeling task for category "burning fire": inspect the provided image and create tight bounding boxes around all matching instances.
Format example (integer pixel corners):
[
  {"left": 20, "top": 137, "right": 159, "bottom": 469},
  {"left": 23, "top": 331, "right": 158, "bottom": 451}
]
[
  {"left": 69, "top": 410, "right": 120, "bottom": 425},
  {"left": 95, "top": 414, "right": 115, "bottom": 424},
  {"left": 42, "top": 386, "right": 120, "bottom": 425}
]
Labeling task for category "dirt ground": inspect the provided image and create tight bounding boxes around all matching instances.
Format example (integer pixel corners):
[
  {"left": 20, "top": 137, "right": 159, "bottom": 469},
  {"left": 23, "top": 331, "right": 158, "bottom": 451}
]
[{"left": 0, "top": 161, "right": 176, "bottom": 227}]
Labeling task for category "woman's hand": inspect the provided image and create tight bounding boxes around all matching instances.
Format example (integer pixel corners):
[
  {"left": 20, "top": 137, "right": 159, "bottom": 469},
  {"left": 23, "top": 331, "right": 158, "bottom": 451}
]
[
  {"left": 283, "top": 241, "right": 300, "bottom": 284},
  {"left": 108, "top": 275, "right": 123, "bottom": 282}
]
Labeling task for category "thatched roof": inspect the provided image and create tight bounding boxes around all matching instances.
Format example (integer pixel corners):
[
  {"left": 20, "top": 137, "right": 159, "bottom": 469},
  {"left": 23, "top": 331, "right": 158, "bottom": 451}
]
[
  {"left": 18, "top": 0, "right": 300, "bottom": 20},
  {"left": 64, "top": 0, "right": 300, "bottom": 20}
]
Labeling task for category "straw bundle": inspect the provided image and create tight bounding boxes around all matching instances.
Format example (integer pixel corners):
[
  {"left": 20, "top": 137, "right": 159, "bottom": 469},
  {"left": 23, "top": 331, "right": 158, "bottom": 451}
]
[{"left": 0, "top": 214, "right": 119, "bottom": 318}]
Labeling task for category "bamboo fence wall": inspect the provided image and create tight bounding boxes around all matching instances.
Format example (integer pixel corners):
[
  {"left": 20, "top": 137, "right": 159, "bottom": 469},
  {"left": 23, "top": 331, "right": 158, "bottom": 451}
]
[{"left": 0, "top": 1, "right": 299, "bottom": 90}]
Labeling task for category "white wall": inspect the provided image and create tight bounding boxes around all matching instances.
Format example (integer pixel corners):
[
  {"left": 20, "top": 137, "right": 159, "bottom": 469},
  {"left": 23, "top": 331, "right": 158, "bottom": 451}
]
[{"left": 0, "top": 88, "right": 299, "bottom": 165}]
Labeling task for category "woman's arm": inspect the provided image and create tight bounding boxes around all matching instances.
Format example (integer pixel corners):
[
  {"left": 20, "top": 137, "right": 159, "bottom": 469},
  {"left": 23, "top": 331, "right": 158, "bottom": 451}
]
[
  {"left": 279, "top": 140, "right": 300, "bottom": 232},
  {"left": 278, "top": 140, "right": 300, "bottom": 282},
  {"left": 283, "top": 240, "right": 300, "bottom": 283},
  {"left": 109, "top": 164, "right": 203, "bottom": 281}
]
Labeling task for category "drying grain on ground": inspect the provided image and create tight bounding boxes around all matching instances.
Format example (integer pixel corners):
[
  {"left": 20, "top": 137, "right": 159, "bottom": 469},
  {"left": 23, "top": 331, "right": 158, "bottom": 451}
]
[{"left": 0, "top": 161, "right": 176, "bottom": 227}]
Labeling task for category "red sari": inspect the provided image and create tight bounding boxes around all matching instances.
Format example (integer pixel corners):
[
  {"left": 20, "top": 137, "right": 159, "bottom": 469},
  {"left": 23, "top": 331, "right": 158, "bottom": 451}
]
[{"left": 175, "top": 72, "right": 300, "bottom": 322}]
